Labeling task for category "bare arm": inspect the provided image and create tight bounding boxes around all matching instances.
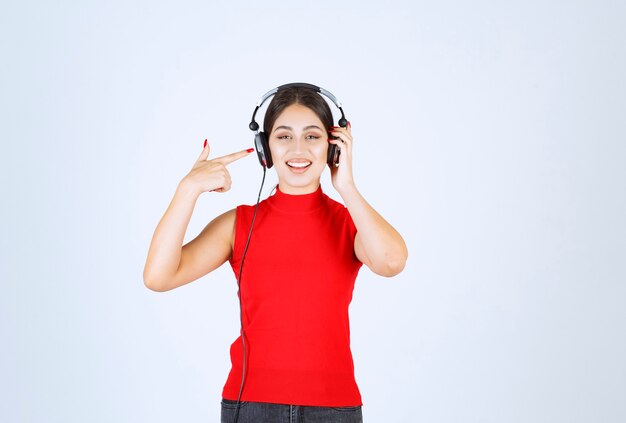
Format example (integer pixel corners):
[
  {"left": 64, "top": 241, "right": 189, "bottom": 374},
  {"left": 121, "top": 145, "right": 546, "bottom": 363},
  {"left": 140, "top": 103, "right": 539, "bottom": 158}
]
[
  {"left": 329, "top": 122, "right": 408, "bottom": 277},
  {"left": 342, "top": 186, "right": 408, "bottom": 277},
  {"left": 143, "top": 141, "right": 252, "bottom": 292},
  {"left": 143, "top": 182, "right": 236, "bottom": 292}
]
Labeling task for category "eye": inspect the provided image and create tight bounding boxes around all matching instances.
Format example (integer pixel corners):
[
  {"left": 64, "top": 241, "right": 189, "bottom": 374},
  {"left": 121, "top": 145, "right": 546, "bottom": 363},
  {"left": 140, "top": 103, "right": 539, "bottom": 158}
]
[
  {"left": 276, "top": 134, "right": 292, "bottom": 140},
  {"left": 305, "top": 134, "right": 321, "bottom": 140}
]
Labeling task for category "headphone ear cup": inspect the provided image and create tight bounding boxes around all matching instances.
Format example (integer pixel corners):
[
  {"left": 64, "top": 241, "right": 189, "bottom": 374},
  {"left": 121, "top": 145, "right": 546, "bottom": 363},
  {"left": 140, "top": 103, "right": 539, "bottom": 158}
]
[
  {"left": 254, "top": 132, "right": 273, "bottom": 168},
  {"left": 327, "top": 143, "right": 340, "bottom": 167}
]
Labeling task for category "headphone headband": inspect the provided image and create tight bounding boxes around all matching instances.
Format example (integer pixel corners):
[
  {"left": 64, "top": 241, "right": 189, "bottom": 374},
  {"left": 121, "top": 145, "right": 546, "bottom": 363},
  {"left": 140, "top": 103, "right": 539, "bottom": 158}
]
[{"left": 249, "top": 82, "right": 346, "bottom": 132}]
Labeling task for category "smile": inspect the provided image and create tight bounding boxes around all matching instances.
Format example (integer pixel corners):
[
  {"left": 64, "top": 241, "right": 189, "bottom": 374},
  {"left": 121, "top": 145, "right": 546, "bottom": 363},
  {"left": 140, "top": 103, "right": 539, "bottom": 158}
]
[{"left": 286, "top": 160, "right": 312, "bottom": 169}]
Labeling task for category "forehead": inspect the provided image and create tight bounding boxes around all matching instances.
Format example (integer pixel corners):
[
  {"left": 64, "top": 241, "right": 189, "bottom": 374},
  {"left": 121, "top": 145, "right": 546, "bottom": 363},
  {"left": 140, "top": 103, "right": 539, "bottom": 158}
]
[{"left": 273, "top": 104, "right": 324, "bottom": 127}]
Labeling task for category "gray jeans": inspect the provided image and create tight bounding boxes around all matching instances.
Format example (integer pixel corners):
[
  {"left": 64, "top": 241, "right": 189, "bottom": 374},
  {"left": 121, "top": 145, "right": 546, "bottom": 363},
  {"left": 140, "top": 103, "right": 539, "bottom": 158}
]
[{"left": 220, "top": 398, "right": 363, "bottom": 423}]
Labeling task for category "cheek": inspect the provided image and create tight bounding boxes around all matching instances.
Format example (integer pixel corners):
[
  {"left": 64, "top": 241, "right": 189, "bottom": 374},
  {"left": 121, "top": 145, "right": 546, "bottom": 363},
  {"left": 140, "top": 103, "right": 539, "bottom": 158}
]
[
  {"left": 314, "top": 141, "right": 329, "bottom": 157},
  {"left": 269, "top": 141, "right": 284, "bottom": 158}
]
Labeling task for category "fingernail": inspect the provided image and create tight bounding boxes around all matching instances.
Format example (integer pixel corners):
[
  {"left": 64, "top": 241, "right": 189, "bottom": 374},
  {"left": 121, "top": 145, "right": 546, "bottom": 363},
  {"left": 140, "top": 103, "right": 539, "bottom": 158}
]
[
  {"left": 347, "top": 121, "right": 351, "bottom": 127},
  {"left": 247, "top": 148, "right": 255, "bottom": 153},
  {"left": 203, "top": 139, "right": 207, "bottom": 148}
]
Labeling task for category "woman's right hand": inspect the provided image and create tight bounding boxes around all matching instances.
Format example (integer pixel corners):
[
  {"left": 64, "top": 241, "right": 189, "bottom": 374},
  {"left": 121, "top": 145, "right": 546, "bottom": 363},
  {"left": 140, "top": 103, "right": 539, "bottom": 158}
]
[{"left": 180, "top": 139, "right": 254, "bottom": 195}]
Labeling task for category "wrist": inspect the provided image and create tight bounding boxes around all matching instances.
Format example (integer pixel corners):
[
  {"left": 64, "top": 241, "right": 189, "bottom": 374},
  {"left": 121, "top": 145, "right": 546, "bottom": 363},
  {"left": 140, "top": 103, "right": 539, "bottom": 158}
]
[
  {"left": 336, "top": 180, "right": 359, "bottom": 198},
  {"left": 176, "top": 178, "right": 201, "bottom": 200}
]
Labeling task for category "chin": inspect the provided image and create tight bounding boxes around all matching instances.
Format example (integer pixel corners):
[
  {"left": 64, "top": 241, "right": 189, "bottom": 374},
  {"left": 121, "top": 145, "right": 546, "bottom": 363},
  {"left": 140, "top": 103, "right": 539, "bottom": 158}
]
[{"left": 276, "top": 164, "right": 325, "bottom": 191}]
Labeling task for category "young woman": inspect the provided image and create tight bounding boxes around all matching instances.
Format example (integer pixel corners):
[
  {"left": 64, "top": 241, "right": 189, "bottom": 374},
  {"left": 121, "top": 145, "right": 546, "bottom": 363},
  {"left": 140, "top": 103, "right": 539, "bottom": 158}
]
[{"left": 143, "top": 86, "right": 407, "bottom": 423}]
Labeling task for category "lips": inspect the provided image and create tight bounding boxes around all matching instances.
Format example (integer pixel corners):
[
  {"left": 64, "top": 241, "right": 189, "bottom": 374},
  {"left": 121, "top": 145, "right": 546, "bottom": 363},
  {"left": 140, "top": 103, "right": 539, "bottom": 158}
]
[{"left": 286, "top": 160, "right": 312, "bottom": 169}]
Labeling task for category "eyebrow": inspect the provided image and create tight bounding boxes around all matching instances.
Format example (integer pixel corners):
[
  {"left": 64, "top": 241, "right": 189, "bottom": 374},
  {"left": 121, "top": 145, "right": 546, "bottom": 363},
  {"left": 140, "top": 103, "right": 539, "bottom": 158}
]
[{"left": 273, "top": 125, "right": 324, "bottom": 133}]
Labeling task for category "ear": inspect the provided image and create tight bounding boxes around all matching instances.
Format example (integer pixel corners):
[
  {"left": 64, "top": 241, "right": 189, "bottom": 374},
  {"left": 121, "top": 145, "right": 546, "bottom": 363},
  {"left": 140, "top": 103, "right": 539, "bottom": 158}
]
[{"left": 255, "top": 132, "right": 273, "bottom": 168}]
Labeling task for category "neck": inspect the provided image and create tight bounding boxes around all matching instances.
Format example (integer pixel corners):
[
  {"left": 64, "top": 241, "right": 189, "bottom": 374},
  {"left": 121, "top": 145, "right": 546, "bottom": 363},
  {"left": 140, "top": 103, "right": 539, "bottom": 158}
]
[
  {"left": 268, "top": 184, "right": 325, "bottom": 213},
  {"left": 277, "top": 181, "right": 321, "bottom": 195}
]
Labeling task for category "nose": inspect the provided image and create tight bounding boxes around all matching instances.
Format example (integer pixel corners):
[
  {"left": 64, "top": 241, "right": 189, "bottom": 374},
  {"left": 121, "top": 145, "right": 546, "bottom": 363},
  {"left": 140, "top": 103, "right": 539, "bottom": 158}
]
[{"left": 290, "top": 135, "right": 306, "bottom": 154}]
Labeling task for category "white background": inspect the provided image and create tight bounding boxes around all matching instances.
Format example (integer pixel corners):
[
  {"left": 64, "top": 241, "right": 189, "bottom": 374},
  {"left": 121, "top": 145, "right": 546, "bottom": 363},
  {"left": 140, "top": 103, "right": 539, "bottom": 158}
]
[{"left": 1, "top": 1, "right": 625, "bottom": 422}]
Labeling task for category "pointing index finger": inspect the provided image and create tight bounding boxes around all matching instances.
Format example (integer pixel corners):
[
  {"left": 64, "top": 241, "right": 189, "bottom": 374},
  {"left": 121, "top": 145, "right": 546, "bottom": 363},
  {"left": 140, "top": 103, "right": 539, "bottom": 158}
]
[{"left": 214, "top": 148, "right": 255, "bottom": 165}]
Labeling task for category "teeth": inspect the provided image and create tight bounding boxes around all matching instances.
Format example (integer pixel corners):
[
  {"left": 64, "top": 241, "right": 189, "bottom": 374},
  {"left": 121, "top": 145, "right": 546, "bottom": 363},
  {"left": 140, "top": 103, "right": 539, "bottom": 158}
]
[{"left": 287, "top": 161, "right": 311, "bottom": 168}]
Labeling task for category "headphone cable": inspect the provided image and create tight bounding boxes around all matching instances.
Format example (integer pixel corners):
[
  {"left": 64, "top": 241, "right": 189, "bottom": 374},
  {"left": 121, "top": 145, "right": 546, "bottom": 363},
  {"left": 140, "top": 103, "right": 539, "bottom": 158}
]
[{"left": 232, "top": 166, "right": 266, "bottom": 423}]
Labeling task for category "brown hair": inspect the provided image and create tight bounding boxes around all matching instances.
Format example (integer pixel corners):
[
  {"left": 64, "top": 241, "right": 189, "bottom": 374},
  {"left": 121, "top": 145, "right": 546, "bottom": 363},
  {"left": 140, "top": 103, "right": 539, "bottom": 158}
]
[{"left": 263, "top": 87, "right": 334, "bottom": 135}]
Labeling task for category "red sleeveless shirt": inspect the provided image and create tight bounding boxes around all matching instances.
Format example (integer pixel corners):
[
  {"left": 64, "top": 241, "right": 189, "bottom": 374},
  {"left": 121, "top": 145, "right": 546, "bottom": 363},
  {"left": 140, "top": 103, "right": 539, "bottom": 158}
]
[{"left": 221, "top": 185, "right": 363, "bottom": 406}]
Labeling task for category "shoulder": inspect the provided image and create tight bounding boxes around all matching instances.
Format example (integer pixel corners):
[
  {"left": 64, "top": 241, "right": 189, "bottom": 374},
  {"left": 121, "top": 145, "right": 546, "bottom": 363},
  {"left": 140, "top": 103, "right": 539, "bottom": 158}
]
[
  {"left": 322, "top": 193, "right": 350, "bottom": 216},
  {"left": 207, "top": 208, "right": 237, "bottom": 239},
  {"left": 231, "top": 197, "right": 272, "bottom": 230},
  {"left": 322, "top": 193, "right": 357, "bottom": 232},
  {"left": 234, "top": 197, "right": 270, "bottom": 217},
  {"left": 322, "top": 192, "right": 347, "bottom": 211}
]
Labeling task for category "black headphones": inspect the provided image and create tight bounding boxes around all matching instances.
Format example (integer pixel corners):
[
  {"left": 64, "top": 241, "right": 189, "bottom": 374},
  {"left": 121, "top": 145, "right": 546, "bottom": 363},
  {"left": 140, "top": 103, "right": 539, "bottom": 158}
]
[{"left": 248, "top": 82, "right": 348, "bottom": 169}]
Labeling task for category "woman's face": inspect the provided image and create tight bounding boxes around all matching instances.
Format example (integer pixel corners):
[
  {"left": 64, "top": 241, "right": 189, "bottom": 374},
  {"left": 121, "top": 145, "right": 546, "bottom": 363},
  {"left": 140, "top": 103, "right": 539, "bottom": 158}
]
[{"left": 269, "top": 103, "right": 329, "bottom": 194}]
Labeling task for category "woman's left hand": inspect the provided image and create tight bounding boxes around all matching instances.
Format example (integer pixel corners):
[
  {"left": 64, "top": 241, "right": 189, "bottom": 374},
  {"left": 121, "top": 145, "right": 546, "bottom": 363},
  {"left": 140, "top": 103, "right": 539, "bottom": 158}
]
[
  {"left": 328, "top": 121, "right": 356, "bottom": 193},
  {"left": 328, "top": 120, "right": 408, "bottom": 277}
]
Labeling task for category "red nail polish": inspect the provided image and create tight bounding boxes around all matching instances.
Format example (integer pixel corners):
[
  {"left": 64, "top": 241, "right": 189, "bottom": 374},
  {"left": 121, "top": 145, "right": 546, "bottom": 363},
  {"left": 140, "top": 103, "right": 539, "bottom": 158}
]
[
  {"left": 203, "top": 139, "right": 207, "bottom": 148},
  {"left": 247, "top": 148, "right": 255, "bottom": 153}
]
